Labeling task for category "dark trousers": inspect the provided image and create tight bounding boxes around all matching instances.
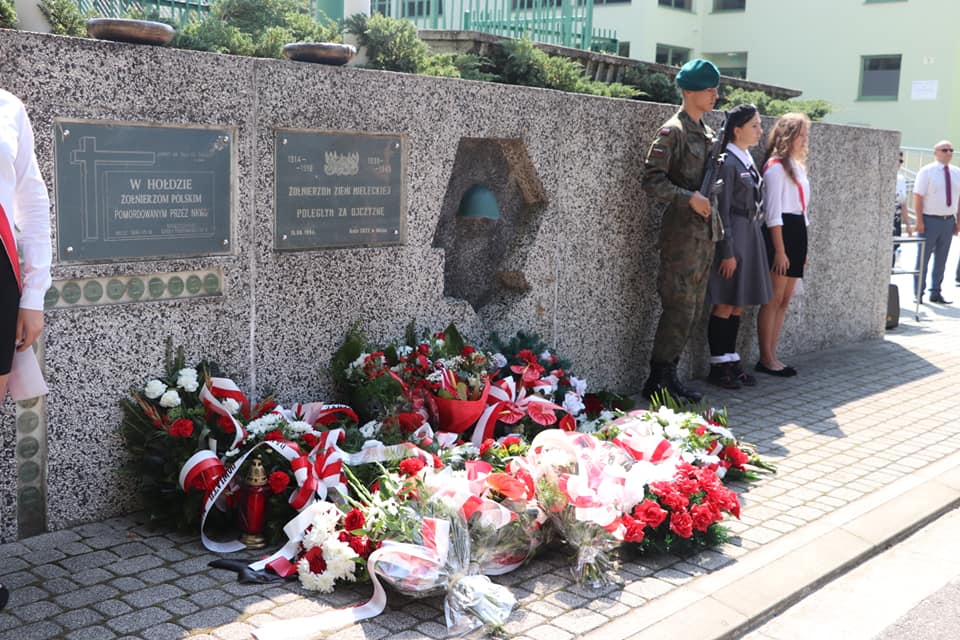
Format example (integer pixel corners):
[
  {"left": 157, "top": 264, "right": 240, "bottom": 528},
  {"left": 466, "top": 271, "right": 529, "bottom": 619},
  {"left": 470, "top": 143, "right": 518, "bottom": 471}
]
[{"left": 916, "top": 215, "right": 955, "bottom": 296}]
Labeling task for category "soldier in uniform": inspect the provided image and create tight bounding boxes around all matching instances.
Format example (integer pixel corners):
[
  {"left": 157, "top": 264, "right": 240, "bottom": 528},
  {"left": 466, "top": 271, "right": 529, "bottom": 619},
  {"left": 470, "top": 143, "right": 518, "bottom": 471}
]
[{"left": 641, "top": 59, "right": 723, "bottom": 403}]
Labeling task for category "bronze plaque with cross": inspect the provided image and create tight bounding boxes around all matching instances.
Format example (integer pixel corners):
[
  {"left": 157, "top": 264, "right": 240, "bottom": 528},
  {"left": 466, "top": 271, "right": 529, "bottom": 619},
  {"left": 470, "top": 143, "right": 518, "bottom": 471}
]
[
  {"left": 274, "top": 129, "right": 406, "bottom": 250},
  {"left": 54, "top": 119, "right": 233, "bottom": 262}
]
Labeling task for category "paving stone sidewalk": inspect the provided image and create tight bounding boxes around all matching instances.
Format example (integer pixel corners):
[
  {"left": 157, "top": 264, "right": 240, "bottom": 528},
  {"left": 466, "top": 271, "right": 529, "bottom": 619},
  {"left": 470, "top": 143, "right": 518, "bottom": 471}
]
[{"left": 2, "top": 302, "right": 958, "bottom": 640}]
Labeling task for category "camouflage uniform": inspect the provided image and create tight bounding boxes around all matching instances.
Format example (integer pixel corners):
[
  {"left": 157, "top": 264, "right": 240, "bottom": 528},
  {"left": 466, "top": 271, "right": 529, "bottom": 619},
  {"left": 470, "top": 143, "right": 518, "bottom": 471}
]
[{"left": 642, "top": 109, "right": 722, "bottom": 364}]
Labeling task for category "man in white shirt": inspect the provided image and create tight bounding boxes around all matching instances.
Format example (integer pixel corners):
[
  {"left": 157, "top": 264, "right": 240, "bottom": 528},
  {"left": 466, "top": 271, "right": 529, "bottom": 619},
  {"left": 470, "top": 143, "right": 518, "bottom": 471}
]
[{"left": 912, "top": 141, "right": 960, "bottom": 304}]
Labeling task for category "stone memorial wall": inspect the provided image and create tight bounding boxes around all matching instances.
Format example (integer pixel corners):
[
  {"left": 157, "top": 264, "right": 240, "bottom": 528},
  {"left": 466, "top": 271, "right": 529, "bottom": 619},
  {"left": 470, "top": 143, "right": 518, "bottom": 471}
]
[{"left": 0, "top": 29, "right": 898, "bottom": 541}]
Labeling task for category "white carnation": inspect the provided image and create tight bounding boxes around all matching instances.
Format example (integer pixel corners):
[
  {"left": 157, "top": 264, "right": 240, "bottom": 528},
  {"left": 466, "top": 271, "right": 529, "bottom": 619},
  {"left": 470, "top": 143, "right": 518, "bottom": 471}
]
[
  {"left": 396, "top": 345, "right": 413, "bottom": 358},
  {"left": 159, "top": 389, "right": 181, "bottom": 408},
  {"left": 144, "top": 379, "right": 166, "bottom": 399}
]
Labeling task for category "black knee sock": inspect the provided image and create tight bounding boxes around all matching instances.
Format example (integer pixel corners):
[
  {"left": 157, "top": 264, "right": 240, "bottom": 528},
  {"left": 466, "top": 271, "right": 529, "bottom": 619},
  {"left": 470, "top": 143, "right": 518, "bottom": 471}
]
[
  {"left": 726, "top": 315, "right": 741, "bottom": 357},
  {"left": 708, "top": 315, "right": 725, "bottom": 357}
]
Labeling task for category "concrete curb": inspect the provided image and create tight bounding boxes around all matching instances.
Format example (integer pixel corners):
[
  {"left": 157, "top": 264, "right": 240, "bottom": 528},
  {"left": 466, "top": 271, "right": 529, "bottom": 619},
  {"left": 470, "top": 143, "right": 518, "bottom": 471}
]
[{"left": 582, "top": 450, "right": 960, "bottom": 640}]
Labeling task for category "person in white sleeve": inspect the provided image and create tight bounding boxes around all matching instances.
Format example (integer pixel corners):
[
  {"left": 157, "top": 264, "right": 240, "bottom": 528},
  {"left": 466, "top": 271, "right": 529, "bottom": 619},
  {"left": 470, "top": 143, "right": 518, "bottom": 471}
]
[
  {"left": 0, "top": 88, "right": 53, "bottom": 612},
  {"left": 912, "top": 141, "right": 960, "bottom": 304}
]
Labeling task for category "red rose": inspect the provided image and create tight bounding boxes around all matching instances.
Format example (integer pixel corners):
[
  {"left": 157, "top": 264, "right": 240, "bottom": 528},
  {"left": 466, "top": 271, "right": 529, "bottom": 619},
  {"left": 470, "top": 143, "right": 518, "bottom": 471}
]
[
  {"left": 582, "top": 394, "right": 604, "bottom": 416},
  {"left": 622, "top": 515, "right": 646, "bottom": 543},
  {"left": 669, "top": 510, "right": 694, "bottom": 539},
  {"left": 398, "top": 457, "right": 426, "bottom": 477},
  {"left": 690, "top": 503, "right": 717, "bottom": 532},
  {"left": 460, "top": 345, "right": 476, "bottom": 356},
  {"left": 268, "top": 471, "right": 290, "bottom": 494},
  {"left": 343, "top": 508, "right": 366, "bottom": 532},
  {"left": 347, "top": 534, "right": 375, "bottom": 558},
  {"left": 265, "top": 430, "right": 284, "bottom": 441},
  {"left": 479, "top": 438, "right": 495, "bottom": 456},
  {"left": 301, "top": 433, "right": 319, "bottom": 449},
  {"left": 397, "top": 412, "right": 425, "bottom": 434},
  {"left": 168, "top": 419, "right": 194, "bottom": 438},
  {"left": 634, "top": 499, "right": 668, "bottom": 529},
  {"left": 302, "top": 546, "right": 327, "bottom": 574}
]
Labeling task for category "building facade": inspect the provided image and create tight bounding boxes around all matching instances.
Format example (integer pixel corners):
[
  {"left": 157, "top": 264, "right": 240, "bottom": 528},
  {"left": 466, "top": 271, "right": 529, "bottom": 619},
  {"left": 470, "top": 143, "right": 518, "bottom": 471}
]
[{"left": 595, "top": 0, "right": 960, "bottom": 149}]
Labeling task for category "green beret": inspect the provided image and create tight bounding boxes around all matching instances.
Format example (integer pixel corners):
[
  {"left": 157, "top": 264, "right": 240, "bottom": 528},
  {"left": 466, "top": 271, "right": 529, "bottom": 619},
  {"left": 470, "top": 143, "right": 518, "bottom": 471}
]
[{"left": 675, "top": 59, "right": 720, "bottom": 91}]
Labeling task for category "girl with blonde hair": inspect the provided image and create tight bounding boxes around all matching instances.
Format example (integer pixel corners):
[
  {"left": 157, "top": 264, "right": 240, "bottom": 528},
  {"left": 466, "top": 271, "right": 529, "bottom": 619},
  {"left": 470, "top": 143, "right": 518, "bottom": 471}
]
[{"left": 756, "top": 112, "right": 811, "bottom": 377}]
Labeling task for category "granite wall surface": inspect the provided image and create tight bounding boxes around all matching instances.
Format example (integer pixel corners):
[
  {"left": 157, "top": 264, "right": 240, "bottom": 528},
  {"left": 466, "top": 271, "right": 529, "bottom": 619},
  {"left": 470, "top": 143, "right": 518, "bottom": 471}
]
[{"left": 0, "top": 29, "right": 898, "bottom": 540}]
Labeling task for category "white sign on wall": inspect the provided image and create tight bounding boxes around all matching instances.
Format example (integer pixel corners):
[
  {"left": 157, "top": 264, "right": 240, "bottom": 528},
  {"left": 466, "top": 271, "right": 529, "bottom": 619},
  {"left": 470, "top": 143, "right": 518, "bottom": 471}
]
[{"left": 911, "top": 80, "right": 938, "bottom": 101}]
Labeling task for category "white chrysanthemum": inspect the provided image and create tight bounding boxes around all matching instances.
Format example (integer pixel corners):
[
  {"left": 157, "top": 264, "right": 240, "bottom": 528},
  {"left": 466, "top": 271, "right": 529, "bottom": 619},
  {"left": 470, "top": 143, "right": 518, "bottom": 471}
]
[
  {"left": 159, "top": 389, "right": 181, "bottom": 408},
  {"left": 246, "top": 413, "right": 282, "bottom": 435},
  {"left": 491, "top": 353, "right": 508, "bottom": 369},
  {"left": 322, "top": 539, "right": 358, "bottom": 581},
  {"left": 144, "top": 379, "right": 166, "bottom": 399},
  {"left": 302, "top": 502, "right": 343, "bottom": 542},
  {"left": 222, "top": 398, "right": 241, "bottom": 415},
  {"left": 297, "top": 558, "right": 337, "bottom": 593},
  {"left": 426, "top": 371, "right": 443, "bottom": 384},
  {"left": 663, "top": 422, "right": 685, "bottom": 440},
  {"left": 288, "top": 420, "right": 312, "bottom": 434},
  {"left": 359, "top": 420, "right": 381, "bottom": 439},
  {"left": 563, "top": 391, "right": 585, "bottom": 416}
]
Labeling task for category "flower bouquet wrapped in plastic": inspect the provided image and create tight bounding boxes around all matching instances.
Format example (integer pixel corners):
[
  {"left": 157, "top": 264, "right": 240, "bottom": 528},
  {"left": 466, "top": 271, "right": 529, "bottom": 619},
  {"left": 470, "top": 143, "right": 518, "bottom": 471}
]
[{"left": 527, "top": 430, "right": 640, "bottom": 589}]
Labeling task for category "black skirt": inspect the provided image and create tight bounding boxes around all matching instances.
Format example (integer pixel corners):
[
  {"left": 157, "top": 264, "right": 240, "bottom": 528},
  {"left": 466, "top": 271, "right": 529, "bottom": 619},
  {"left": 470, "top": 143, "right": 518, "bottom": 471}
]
[
  {"left": 763, "top": 214, "right": 808, "bottom": 278},
  {"left": 0, "top": 257, "right": 20, "bottom": 375}
]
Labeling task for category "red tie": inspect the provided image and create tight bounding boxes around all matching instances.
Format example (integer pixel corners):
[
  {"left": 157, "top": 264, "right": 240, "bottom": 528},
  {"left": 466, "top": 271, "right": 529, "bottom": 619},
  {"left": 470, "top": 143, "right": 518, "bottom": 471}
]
[
  {"left": 946, "top": 164, "right": 953, "bottom": 208},
  {"left": 0, "top": 204, "right": 21, "bottom": 292}
]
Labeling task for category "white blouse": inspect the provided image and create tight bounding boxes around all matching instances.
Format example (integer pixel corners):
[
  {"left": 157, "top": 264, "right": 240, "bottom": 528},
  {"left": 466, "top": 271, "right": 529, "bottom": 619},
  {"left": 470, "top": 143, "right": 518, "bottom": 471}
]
[
  {"left": 762, "top": 157, "right": 810, "bottom": 228},
  {"left": 0, "top": 89, "right": 51, "bottom": 310}
]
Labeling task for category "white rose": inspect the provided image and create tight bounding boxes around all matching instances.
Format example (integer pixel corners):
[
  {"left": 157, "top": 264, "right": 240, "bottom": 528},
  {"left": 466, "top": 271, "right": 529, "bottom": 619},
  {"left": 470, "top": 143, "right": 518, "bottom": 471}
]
[
  {"left": 159, "top": 389, "right": 181, "bottom": 408},
  {"left": 144, "top": 379, "right": 166, "bottom": 399}
]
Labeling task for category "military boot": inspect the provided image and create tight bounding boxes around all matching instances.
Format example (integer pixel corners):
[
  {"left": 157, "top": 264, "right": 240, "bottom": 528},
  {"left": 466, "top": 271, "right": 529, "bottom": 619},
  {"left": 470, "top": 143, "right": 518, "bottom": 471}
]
[
  {"left": 641, "top": 361, "right": 669, "bottom": 401},
  {"left": 666, "top": 360, "right": 704, "bottom": 402}
]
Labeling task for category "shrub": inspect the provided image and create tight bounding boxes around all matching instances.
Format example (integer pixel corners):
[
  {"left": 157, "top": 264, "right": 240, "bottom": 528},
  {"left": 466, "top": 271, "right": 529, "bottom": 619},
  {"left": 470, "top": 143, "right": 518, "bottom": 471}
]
[
  {"left": 174, "top": 14, "right": 255, "bottom": 56},
  {"left": 39, "top": 0, "right": 90, "bottom": 37},
  {"left": 345, "top": 12, "right": 428, "bottom": 73},
  {"left": 719, "top": 86, "right": 831, "bottom": 121},
  {"left": 0, "top": 0, "right": 17, "bottom": 30},
  {"left": 623, "top": 68, "right": 680, "bottom": 104}
]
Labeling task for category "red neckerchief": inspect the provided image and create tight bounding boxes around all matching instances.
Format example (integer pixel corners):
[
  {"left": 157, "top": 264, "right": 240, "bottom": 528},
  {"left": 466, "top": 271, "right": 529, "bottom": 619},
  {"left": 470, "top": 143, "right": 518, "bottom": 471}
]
[
  {"left": 764, "top": 158, "right": 806, "bottom": 214},
  {"left": 0, "top": 203, "right": 21, "bottom": 291}
]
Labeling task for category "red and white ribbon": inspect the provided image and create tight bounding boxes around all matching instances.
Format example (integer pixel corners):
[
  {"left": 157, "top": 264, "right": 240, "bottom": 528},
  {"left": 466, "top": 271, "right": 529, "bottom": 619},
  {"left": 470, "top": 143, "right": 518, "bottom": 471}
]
[{"left": 472, "top": 377, "right": 563, "bottom": 447}]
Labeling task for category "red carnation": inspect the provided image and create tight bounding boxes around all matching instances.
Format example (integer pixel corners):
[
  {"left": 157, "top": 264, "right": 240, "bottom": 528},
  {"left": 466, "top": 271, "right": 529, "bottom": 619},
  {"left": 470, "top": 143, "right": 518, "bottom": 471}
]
[
  {"left": 265, "top": 430, "right": 284, "bottom": 441},
  {"left": 398, "top": 457, "right": 426, "bottom": 477},
  {"left": 432, "top": 454, "right": 443, "bottom": 469},
  {"left": 343, "top": 508, "right": 366, "bottom": 532},
  {"left": 268, "top": 471, "right": 290, "bottom": 494},
  {"left": 722, "top": 445, "right": 750, "bottom": 470},
  {"left": 669, "top": 510, "right": 694, "bottom": 539},
  {"left": 460, "top": 345, "right": 476, "bottom": 356},
  {"left": 169, "top": 419, "right": 194, "bottom": 438},
  {"left": 479, "top": 439, "right": 496, "bottom": 456},
  {"left": 501, "top": 435, "right": 523, "bottom": 448},
  {"left": 302, "top": 546, "right": 327, "bottom": 574},
  {"left": 347, "top": 534, "right": 376, "bottom": 558},
  {"left": 676, "top": 477, "right": 701, "bottom": 496},
  {"left": 661, "top": 491, "right": 689, "bottom": 513},
  {"left": 634, "top": 499, "right": 668, "bottom": 529},
  {"left": 301, "top": 433, "right": 319, "bottom": 449}
]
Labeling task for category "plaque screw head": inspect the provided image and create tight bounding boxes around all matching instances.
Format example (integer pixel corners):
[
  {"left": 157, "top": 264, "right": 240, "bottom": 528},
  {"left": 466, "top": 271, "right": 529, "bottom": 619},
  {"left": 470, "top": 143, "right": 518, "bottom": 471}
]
[
  {"left": 63, "top": 129, "right": 70, "bottom": 137},
  {"left": 282, "top": 234, "right": 288, "bottom": 241},
  {"left": 222, "top": 239, "right": 229, "bottom": 246},
  {"left": 66, "top": 246, "right": 74, "bottom": 254},
  {"left": 394, "top": 142, "right": 400, "bottom": 149},
  {"left": 282, "top": 138, "right": 288, "bottom": 145}
]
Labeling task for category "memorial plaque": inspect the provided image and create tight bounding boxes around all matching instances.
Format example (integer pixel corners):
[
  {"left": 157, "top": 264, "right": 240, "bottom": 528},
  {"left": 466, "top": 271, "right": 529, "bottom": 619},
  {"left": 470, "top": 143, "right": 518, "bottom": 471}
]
[
  {"left": 274, "top": 129, "right": 406, "bottom": 250},
  {"left": 55, "top": 119, "right": 233, "bottom": 262}
]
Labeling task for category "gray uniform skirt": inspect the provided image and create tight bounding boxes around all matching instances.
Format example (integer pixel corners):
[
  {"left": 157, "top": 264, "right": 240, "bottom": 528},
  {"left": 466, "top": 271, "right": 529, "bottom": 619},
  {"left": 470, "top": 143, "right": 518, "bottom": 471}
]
[{"left": 705, "top": 213, "right": 773, "bottom": 307}]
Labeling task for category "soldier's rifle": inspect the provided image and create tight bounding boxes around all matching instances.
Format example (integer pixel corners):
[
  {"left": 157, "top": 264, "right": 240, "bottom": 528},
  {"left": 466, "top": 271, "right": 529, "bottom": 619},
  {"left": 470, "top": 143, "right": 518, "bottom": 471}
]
[{"left": 699, "top": 111, "right": 729, "bottom": 198}]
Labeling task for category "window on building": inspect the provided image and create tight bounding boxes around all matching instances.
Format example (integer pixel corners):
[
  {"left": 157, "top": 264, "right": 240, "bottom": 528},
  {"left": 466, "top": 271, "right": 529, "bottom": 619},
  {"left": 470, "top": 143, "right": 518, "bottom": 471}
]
[
  {"left": 860, "top": 55, "right": 901, "bottom": 99},
  {"left": 713, "top": 0, "right": 744, "bottom": 9},
  {"left": 618, "top": 41, "right": 631, "bottom": 58},
  {"left": 705, "top": 51, "right": 747, "bottom": 78},
  {"left": 658, "top": 0, "right": 692, "bottom": 10},
  {"left": 513, "top": 0, "right": 561, "bottom": 8},
  {"left": 656, "top": 44, "right": 691, "bottom": 66},
  {"left": 405, "top": 0, "right": 443, "bottom": 16},
  {"left": 592, "top": 0, "right": 631, "bottom": 5},
  {"left": 371, "top": 0, "right": 391, "bottom": 14}
]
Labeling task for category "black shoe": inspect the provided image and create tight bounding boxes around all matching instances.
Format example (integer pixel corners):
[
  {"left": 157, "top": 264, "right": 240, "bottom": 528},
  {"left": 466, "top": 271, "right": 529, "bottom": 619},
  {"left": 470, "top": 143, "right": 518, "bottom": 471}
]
[
  {"left": 0, "top": 584, "right": 8, "bottom": 612},
  {"left": 730, "top": 361, "right": 757, "bottom": 386},
  {"left": 755, "top": 362, "right": 798, "bottom": 377},
  {"left": 666, "top": 361, "right": 703, "bottom": 402},
  {"left": 930, "top": 294, "right": 952, "bottom": 304},
  {"left": 708, "top": 363, "right": 742, "bottom": 390}
]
